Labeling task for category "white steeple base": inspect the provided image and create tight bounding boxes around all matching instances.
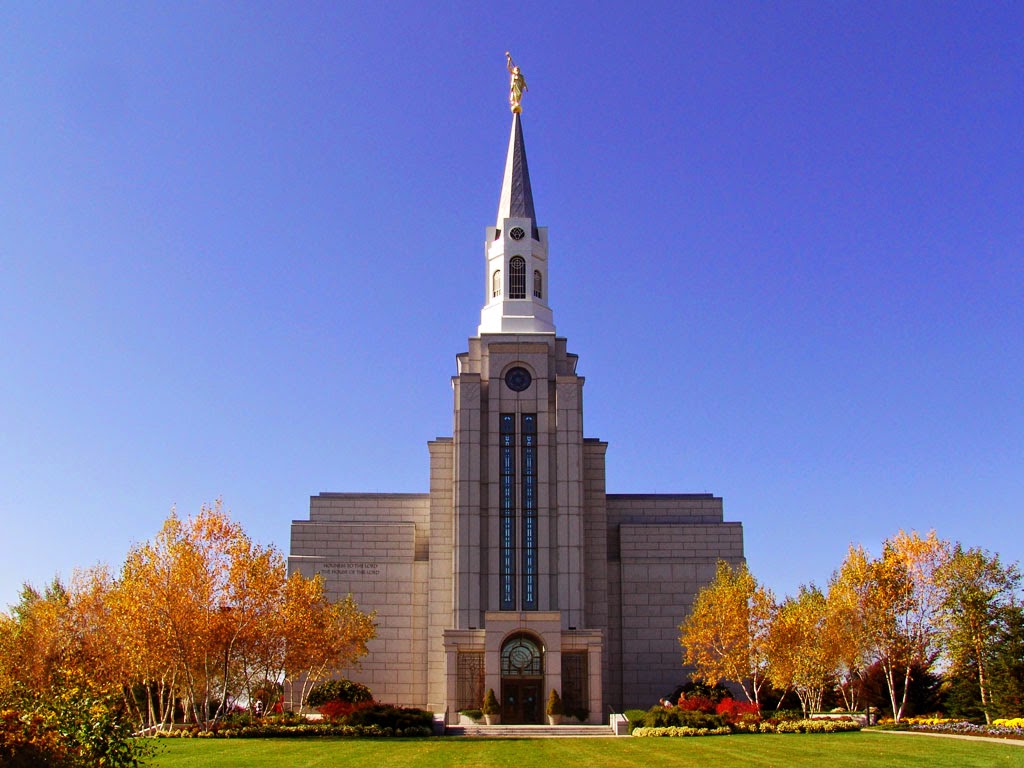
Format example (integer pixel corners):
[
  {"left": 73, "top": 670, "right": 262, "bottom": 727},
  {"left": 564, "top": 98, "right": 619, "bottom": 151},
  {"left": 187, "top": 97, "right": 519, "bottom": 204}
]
[{"left": 478, "top": 301, "right": 555, "bottom": 334}]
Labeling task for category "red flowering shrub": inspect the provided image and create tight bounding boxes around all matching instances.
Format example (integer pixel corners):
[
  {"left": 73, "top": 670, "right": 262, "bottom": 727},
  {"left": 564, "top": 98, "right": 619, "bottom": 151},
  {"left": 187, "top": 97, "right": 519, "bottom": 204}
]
[
  {"left": 715, "top": 698, "right": 760, "bottom": 723},
  {"left": 677, "top": 695, "right": 716, "bottom": 713},
  {"left": 318, "top": 699, "right": 376, "bottom": 721}
]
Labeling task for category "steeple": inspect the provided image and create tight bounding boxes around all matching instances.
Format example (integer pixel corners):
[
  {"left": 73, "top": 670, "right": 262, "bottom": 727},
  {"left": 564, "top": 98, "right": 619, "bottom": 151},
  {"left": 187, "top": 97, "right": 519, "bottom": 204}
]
[
  {"left": 478, "top": 55, "right": 554, "bottom": 336},
  {"left": 495, "top": 113, "right": 538, "bottom": 239}
]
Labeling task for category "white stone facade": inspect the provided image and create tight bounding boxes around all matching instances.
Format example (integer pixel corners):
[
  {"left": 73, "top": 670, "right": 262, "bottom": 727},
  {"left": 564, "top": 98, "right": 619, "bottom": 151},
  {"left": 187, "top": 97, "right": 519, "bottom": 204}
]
[{"left": 288, "top": 110, "right": 744, "bottom": 723}]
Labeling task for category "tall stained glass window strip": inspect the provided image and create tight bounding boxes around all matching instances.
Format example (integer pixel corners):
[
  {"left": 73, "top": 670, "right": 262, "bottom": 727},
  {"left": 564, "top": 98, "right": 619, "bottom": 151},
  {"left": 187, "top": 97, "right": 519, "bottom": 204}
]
[
  {"left": 509, "top": 257, "right": 526, "bottom": 299},
  {"left": 500, "top": 414, "right": 516, "bottom": 610},
  {"left": 521, "top": 413, "right": 538, "bottom": 610}
]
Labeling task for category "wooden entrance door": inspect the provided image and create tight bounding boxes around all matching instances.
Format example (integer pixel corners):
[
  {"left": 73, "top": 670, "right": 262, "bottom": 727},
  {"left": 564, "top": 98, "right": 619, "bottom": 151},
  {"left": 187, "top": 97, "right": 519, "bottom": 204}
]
[{"left": 501, "top": 679, "right": 542, "bottom": 724}]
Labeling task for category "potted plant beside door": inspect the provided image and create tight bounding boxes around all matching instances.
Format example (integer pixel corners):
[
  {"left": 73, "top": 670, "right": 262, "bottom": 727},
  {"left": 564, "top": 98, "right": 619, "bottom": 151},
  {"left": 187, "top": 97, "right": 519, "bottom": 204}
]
[
  {"left": 546, "top": 689, "right": 564, "bottom": 726},
  {"left": 482, "top": 688, "right": 501, "bottom": 725}
]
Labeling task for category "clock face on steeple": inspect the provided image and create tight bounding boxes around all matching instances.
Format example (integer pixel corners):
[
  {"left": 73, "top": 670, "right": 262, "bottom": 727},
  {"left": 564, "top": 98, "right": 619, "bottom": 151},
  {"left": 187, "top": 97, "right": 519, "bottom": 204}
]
[
  {"left": 504, "top": 367, "right": 532, "bottom": 392},
  {"left": 509, "top": 226, "right": 526, "bottom": 241}
]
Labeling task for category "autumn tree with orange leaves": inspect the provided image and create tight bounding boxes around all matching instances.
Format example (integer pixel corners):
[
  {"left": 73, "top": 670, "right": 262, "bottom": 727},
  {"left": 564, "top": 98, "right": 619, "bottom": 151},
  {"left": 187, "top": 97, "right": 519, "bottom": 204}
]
[
  {"left": 679, "top": 561, "right": 775, "bottom": 707},
  {"left": 766, "top": 584, "right": 836, "bottom": 716},
  {"left": 0, "top": 501, "right": 376, "bottom": 731},
  {"left": 282, "top": 574, "right": 376, "bottom": 710},
  {"left": 116, "top": 501, "right": 375, "bottom": 728},
  {"left": 0, "top": 580, "right": 75, "bottom": 694},
  {"left": 677, "top": 529, "right": 1022, "bottom": 721},
  {"left": 833, "top": 531, "right": 950, "bottom": 722}
]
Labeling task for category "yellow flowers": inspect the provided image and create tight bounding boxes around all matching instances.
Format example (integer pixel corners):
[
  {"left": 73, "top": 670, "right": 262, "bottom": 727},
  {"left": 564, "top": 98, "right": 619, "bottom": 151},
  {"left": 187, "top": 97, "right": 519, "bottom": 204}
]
[{"left": 993, "top": 717, "right": 1024, "bottom": 728}]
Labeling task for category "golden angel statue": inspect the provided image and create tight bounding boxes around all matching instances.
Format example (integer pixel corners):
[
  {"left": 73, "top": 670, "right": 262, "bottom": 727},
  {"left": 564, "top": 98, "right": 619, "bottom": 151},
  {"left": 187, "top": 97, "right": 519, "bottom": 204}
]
[{"left": 506, "top": 52, "right": 528, "bottom": 113}]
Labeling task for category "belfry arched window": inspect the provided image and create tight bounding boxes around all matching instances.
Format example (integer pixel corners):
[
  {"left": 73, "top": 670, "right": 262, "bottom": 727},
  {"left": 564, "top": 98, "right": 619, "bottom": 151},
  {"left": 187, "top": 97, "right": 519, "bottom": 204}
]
[
  {"left": 533, "top": 270, "right": 542, "bottom": 299},
  {"left": 501, "top": 634, "right": 543, "bottom": 677},
  {"left": 509, "top": 257, "right": 526, "bottom": 299},
  {"left": 492, "top": 269, "right": 502, "bottom": 298}
]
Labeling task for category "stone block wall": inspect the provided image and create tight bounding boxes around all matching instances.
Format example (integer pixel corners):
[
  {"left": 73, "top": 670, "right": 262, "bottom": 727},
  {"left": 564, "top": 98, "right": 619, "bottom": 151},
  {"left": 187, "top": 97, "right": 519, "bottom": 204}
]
[
  {"left": 288, "top": 494, "right": 431, "bottom": 707},
  {"left": 605, "top": 495, "right": 743, "bottom": 710},
  {"left": 426, "top": 438, "right": 454, "bottom": 711}
]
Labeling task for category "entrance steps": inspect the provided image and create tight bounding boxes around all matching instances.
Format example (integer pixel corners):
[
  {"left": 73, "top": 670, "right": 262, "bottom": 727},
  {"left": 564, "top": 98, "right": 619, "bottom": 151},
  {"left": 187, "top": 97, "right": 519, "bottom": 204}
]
[{"left": 446, "top": 723, "right": 617, "bottom": 738}]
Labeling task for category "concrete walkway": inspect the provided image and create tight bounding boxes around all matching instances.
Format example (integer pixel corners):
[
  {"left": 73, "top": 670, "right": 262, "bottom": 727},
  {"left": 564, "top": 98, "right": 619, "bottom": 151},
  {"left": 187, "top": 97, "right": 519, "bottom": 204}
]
[{"left": 865, "top": 728, "right": 1024, "bottom": 747}]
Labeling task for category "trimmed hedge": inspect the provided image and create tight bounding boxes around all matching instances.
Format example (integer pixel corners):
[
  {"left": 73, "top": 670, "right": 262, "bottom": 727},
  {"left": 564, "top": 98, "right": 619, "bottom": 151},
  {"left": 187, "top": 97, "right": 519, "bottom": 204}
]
[
  {"left": 344, "top": 704, "right": 433, "bottom": 731},
  {"left": 623, "top": 709, "right": 647, "bottom": 733},
  {"left": 637, "top": 706, "right": 726, "bottom": 730}
]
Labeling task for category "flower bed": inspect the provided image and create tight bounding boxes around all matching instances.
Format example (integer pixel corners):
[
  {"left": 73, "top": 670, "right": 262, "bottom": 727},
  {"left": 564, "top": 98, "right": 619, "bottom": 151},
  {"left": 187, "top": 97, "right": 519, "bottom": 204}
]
[
  {"left": 152, "top": 705, "right": 435, "bottom": 739},
  {"left": 878, "top": 716, "right": 958, "bottom": 726},
  {"left": 629, "top": 695, "right": 862, "bottom": 737},
  {"left": 633, "top": 725, "right": 731, "bottom": 737},
  {"left": 155, "top": 722, "right": 433, "bottom": 738},
  {"left": 907, "top": 720, "right": 1024, "bottom": 741},
  {"left": 632, "top": 719, "right": 861, "bottom": 737},
  {"left": 872, "top": 715, "right": 1024, "bottom": 741}
]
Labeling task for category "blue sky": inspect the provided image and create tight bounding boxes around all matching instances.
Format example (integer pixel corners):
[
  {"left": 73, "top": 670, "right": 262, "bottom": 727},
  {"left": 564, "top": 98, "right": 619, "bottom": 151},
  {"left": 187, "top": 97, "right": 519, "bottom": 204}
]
[{"left": 1, "top": 2, "right": 1021, "bottom": 611}]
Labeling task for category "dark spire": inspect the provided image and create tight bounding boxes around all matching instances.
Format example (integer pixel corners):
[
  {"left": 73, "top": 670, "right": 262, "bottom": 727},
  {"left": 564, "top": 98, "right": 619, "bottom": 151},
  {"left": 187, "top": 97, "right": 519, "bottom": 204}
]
[{"left": 496, "top": 112, "right": 537, "bottom": 236}]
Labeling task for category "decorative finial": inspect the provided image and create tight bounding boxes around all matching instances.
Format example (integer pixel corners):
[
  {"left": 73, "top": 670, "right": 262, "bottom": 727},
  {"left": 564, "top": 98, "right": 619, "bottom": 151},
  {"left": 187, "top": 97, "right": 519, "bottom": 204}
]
[{"left": 505, "top": 51, "right": 527, "bottom": 114}]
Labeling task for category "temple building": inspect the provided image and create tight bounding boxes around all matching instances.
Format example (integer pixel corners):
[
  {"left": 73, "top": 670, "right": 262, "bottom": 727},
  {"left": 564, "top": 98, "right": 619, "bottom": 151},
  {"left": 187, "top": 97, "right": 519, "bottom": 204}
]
[{"left": 288, "top": 67, "right": 744, "bottom": 724}]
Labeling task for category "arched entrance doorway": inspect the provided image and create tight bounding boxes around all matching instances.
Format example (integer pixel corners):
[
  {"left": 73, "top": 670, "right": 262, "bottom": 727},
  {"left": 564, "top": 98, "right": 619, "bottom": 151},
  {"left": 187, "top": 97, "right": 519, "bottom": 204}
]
[{"left": 500, "top": 633, "right": 544, "bottom": 724}]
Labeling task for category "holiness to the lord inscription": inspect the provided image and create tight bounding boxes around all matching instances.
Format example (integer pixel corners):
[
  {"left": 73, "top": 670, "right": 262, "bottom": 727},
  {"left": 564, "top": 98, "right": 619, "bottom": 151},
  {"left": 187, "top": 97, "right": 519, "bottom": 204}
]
[{"left": 320, "top": 562, "right": 381, "bottom": 577}]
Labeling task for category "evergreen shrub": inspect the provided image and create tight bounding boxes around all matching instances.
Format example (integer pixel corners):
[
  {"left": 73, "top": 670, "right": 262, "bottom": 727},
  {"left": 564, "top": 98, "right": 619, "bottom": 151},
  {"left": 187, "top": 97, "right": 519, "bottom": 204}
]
[
  {"left": 546, "top": 689, "right": 563, "bottom": 716},
  {"left": 481, "top": 689, "right": 500, "bottom": 716},
  {"left": 343, "top": 704, "right": 434, "bottom": 731},
  {"left": 623, "top": 709, "right": 647, "bottom": 732},
  {"left": 639, "top": 705, "right": 725, "bottom": 730},
  {"left": 306, "top": 679, "right": 373, "bottom": 707}
]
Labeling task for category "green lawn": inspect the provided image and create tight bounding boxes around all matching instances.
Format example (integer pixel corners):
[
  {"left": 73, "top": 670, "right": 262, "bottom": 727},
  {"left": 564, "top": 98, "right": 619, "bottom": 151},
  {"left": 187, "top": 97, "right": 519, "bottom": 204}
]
[{"left": 151, "top": 732, "right": 1024, "bottom": 768}]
